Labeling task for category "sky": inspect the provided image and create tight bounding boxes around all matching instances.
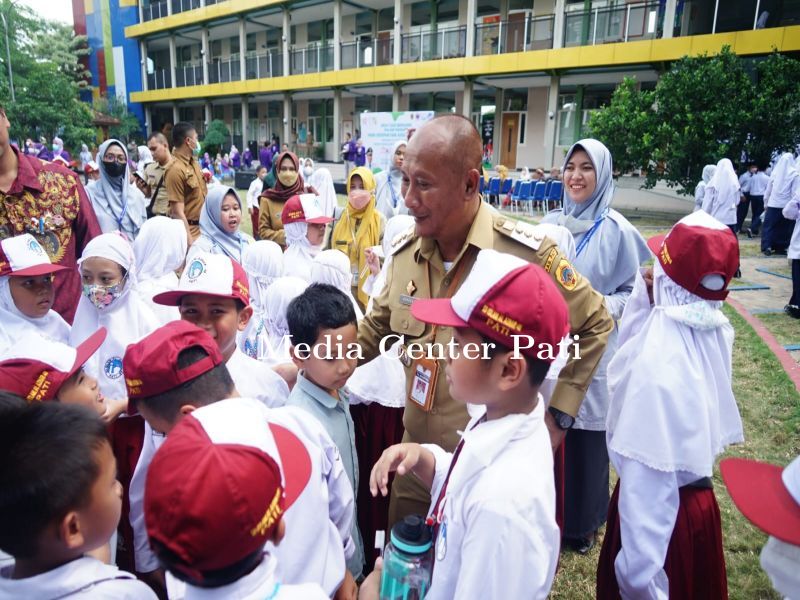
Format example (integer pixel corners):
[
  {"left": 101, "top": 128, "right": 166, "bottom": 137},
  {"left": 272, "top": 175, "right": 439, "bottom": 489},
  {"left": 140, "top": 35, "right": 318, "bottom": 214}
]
[{"left": 17, "top": 0, "right": 74, "bottom": 25}]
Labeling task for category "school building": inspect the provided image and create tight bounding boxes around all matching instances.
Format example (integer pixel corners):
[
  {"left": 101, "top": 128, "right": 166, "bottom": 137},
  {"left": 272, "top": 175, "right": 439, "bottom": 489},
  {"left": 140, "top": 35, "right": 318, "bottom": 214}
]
[{"left": 73, "top": 0, "right": 800, "bottom": 170}]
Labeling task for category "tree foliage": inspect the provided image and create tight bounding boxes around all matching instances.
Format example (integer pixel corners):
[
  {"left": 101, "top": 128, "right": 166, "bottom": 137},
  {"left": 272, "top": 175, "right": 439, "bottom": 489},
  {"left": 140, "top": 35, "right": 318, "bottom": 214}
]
[
  {"left": 95, "top": 95, "right": 143, "bottom": 142},
  {"left": 202, "top": 120, "right": 230, "bottom": 157},
  {"left": 588, "top": 47, "right": 800, "bottom": 196}
]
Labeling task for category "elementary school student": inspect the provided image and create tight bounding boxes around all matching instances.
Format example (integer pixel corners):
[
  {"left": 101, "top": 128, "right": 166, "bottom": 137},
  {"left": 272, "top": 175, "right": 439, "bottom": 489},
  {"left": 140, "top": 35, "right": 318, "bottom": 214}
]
[
  {"left": 364, "top": 249, "right": 567, "bottom": 598},
  {"left": 597, "top": 210, "right": 743, "bottom": 600},
  {"left": 124, "top": 321, "right": 358, "bottom": 599},
  {"left": 143, "top": 390, "right": 328, "bottom": 599},
  {"left": 286, "top": 283, "right": 364, "bottom": 578},
  {"left": 0, "top": 402, "right": 156, "bottom": 599}
]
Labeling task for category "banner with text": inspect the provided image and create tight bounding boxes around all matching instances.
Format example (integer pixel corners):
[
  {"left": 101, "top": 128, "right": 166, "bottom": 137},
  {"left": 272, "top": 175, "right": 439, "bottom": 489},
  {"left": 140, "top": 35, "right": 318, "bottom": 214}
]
[{"left": 359, "top": 111, "right": 435, "bottom": 172}]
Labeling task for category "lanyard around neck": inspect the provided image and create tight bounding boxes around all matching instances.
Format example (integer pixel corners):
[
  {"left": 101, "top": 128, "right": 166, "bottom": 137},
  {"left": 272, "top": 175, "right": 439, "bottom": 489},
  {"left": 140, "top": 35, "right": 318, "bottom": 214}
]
[{"left": 574, "top": 209, "right": 608, "bottom": 258}]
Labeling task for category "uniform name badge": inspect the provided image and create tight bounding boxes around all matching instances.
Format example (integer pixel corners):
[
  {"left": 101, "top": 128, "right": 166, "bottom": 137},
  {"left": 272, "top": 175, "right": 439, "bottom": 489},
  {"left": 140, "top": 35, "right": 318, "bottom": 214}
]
[
  {"left": 409, "top": 356, "right": 438, "bottom": 412},
  {"left": 351, "top": 264, "right": 359, "bottom": 287}
]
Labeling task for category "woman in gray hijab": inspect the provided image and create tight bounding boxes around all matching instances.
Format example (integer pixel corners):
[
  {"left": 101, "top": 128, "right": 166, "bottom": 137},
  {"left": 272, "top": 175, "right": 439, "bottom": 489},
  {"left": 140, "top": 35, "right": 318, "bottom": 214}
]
[
  {"left": 86, "top": 139, "right": 147, "bottom": 239},
  {"left": 543, "top": 138, "right": 651, "bottom": 554}
]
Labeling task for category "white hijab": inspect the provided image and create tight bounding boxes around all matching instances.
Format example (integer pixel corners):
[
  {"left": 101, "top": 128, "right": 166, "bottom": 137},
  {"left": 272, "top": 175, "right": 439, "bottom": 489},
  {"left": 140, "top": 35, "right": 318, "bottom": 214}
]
[
  {"left": 238, "top": 241, "right": 285, "bottom": 362},
  {"left": 310, "top": 249, "right": 364, "bottom": 321},
  {"left": 307, "top": 167, "right": 337, "bottom": 218},
  {"left": 0, "top": 276, "right": 70, "bottom": 352},
  {"left": 70, "top": 233, "right": 160, "bottom": 400},
  {"left": 375, "top": 141, "right": 407, "bottom": 220},
  {"left": 770, "top": 152, "right": 799, "bottom": 204},
  {"left": 704, "top": 158, "right": 741, "bottom": 221},
  {"left": 133, "top": 216, "right": 187, "bottom": 326},
  {"left": 606, "top": 261, "right": 744, "bottom": 477},
  {"left": 136, "top": 145, "right": 153, "bottom": 174},
  {"left": 283, "top": 222, "right": 321, "bottom": 282},
  {"left": 263, "top": 276, "right": 308, "bottom": 364}
]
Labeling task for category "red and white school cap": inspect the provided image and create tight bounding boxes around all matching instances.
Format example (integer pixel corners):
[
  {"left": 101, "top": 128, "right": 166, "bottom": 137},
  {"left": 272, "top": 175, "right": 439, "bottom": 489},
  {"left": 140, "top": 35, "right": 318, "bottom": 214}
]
[
  {"left": 0, "top": 328, "right": 107, "bottom": 402},
  {"left": 281, "top": 194, "right": 333, "bottom": 225},
  {"left": 411, "top": 249, "right": 570, "bottom": 361},
  {"left": 0, "top": 234, "right": 67, "bottom": 277},
  {"left": 144, "top": 398, "right": 312, "bottom": 583},
  {"left": 153, "top": 252, "right": 250, "bottom": 306},
  {"left": 721, "top": 455, "right": 800, "bottom": 545},
  {"left": 646, "top": 210, "right": 739, "bottom": 301}
]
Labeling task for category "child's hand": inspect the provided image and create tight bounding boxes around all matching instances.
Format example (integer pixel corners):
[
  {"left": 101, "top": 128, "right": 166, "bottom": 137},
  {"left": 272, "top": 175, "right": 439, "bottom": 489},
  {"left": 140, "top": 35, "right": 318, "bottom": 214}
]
[
  {"left": 333, "top": 569, "right": 357, "bottom": 600},
  {"left": 358, "top": 557, "right": 383, "bottom": 600},
  {"left": 370, "top": 443, "right": 423, "bottom": 497},
  {"left": 101, "top": 397, "right": 128, "bottom": 423},
  {"left": 364, "top": 247, "right": 381, "bottom": 276}
]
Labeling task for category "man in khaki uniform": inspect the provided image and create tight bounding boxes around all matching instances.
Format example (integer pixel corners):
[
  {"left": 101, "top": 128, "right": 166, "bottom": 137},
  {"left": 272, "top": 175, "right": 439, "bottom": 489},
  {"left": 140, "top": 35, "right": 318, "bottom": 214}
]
[
  {"left": 165, "top": 122, "right": 207, "bottom": 241},
  {"left": 142, "top": 132, "right": 172, "bottom": 217},
  {"left": 358, "top": 115, "right": 614, "bottom": 524}
]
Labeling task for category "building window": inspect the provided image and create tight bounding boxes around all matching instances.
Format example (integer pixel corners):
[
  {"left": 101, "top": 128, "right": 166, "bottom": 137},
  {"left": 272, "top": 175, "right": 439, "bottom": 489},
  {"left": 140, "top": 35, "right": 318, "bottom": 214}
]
[
  {"left": 356, "top": 12, "right": 373, "bottom": 36},
  {"left": 377, "top": 9, "right": 394, "bottom": 32},
  {"left": 230, "top": 36, "right": 240, "bottom": 57},
  {"left": 211, "top": 40, "right": 222, "bottom": 58},
  {"left": 518, "top": 112, "right": 526, "bottom": 145},
  {"left": 557, "top": 94, "right": 576, "bottom": 147},
  {"left": 247, "top": 33, "right": 257, "bottom": 53}
]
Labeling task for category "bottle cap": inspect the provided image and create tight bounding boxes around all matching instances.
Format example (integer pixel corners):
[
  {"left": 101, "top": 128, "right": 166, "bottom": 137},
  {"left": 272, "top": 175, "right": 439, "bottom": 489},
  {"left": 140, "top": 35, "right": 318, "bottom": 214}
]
[{"left": 389, "top": 514, "right": 433, "bottom": 555}]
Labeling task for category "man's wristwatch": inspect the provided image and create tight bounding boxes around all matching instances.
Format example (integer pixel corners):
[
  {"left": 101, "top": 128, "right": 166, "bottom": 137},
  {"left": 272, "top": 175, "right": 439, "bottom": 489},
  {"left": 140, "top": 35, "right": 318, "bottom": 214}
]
[{"left": 548, "top": 406, "right": 575, "bottom": 430}]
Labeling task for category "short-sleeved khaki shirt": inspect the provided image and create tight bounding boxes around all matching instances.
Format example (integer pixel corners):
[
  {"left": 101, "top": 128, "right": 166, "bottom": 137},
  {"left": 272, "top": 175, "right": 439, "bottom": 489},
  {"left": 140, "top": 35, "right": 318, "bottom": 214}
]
[
  {"left": 165, "top": 152, "right": 207, "bottom": 240},
  {"left": 143, "top": 159, "right": 171, "bottom": 216}
]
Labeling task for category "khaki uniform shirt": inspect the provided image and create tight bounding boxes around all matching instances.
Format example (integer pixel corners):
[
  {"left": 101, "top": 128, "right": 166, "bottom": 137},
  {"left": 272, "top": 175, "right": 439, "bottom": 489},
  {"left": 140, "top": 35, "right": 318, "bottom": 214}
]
[
  {"left": 165, "top": 152, "right": 207, "bottom": 240},
  {"left": 358, "top": 202, "right": 613, "bottom": 452},
  {"left": 258, "top": 196, "right": 287, "bottom": 248},
  {"left": 143, "top": 159, "right": 171, "bottom": 216}
]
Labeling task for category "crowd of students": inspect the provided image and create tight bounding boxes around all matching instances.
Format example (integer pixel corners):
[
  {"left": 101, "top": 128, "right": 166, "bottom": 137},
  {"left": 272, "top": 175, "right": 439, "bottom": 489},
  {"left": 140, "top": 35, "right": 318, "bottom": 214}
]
[{"left": 0, "top": 107, "right": 798, "bottom": 600}]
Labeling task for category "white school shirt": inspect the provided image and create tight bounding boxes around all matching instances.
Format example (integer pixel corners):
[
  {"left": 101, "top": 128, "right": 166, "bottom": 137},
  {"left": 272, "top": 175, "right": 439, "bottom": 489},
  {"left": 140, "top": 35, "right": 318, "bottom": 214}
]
[
  {"left": 246, "top": 178, "right": 263, "bottom": 211},
  {"left": 738, "top": 171, "right": 752, "bottom": 194},
  {"left": 782, "top": 197, "right": 800, "bottom": 260},
  {"left": 421, "top": 400, "right": 559, "bottom": 600},
  {"left": 226, "top": 346, "right": 290, "bottom": 407},
  {"left": 182, "top": 553, "right": 328, "bottom": 600},
  {"left": 0, "top": 556, "right": 156, "bottom": 599},
  {"left": 766, "top": 172, "right": 800, "bottom": 209},
  {"left": 749, "top": 171, "right": 769, "bottom": 196},
  {"left": 130, "top": 399, "right": 354, "bottom": 597}
]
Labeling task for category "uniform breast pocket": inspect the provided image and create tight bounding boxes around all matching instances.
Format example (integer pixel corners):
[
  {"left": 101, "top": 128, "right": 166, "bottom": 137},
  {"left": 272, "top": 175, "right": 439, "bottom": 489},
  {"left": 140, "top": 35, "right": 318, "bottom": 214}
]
[
  {"left": 186, "top": 172, "right": 198, "bottom": 190},
  {"left": 389, "top": 305, "right": 426, "bottom": 338}
]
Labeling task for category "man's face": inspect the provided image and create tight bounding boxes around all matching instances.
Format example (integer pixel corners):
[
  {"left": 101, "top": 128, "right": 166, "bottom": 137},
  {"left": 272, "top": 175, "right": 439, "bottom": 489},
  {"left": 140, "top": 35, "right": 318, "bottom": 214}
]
[
  {"left": 148, "top": 139, "right": 169, "bottom": 164},
  {"left": 401, "top": 126, "right": 466, "bottom": 239}
]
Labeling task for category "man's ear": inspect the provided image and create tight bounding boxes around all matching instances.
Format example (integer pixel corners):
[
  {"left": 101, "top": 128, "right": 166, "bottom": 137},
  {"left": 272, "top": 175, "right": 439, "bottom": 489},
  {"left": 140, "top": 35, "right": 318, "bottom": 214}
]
[
  {"left": 465, "top": 168, "right": 480, "bottom": 199},
  {"left": 270, "top": 517, "right": 286, "bottom": 547},
  {"left": 289, "top": 345, "right": 305, "bottom": 370},
  {"left": 496, "top": 351, "right": 527, "bottom": 392},
  {"left": 237, "top": 305, "right": 254, "bottom": 331},
  {"left": 58, "top": 511, "right": 86, "bottom": 551},
  {"left": 179, "top": 404, "right": 198, "bottom": 417}
]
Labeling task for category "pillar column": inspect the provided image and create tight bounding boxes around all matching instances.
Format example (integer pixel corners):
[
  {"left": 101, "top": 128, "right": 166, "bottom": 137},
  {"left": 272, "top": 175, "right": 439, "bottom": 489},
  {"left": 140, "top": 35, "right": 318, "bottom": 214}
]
[
  {"left": 465, "top": 0, "right": 476, "bottom": 57},
  {"left": 201, "top": 28, "right": 210, "bottom": 85},
  {"left": 205, "top": 102, "right": 212, "bottom": 131},
  {"left": 144, "top": 105, "right": 152, "bottom": 134},
  {"left": 241, "top": 96, "right": 249, "bottom": 147},
  {"left": 333, "top": 88, "right": 342, "bottom": 161},
  {"left": 392, "top": 83, "right": 402, "bottom": 112},
  {"left": 140, "top": 40, "right": 149, "bottom": 91},
  {"left": 493, "top": 88, "right": 503, "bottom": 165},
  {"left": 168, "top": 36, "right": 177, "bottom": 88},
  {"left": 572, "top": 85, "right": 584, "bottom": 143},
  {"left": 283, "top": 92, "right": 291, "bottom": 149},
  {"left": 393, "top": 0, "right": 402, "bottom": 64},
  {"left": 282, "top": 7, "right": 291, "bottom": 78},
  {"left": 461, "top": 79, "right": 473, "bottom": 117},
  {"left": 543, "top": 75, "right": 559, "bottom": 168},
  {"left": 172, "top": 103, "right": 180, "bottom": 126},
  {"left": 552, "top": 0, "right": 566, "bottom": 49},
  {"left": 239, "top": 17, "right": 247, "bottom": 80},
  {"left": 334, "top": 0, "right": 342, "bottom": 70},
  {"left": 662, "top": 0, "right": 677, "bottom": 38}
]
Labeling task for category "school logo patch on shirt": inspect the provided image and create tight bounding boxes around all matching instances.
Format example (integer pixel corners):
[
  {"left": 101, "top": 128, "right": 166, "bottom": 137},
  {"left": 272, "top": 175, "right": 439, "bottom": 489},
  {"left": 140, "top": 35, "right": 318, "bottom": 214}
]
[
  {"left": 104, "top": 357, "right": 124, "bottom": 380},
  {"left": 187, "top": 258, "right": 206, "bottom": 282},
  {"left": 555, "top": 259, "right": 578, "bottom": 291}
]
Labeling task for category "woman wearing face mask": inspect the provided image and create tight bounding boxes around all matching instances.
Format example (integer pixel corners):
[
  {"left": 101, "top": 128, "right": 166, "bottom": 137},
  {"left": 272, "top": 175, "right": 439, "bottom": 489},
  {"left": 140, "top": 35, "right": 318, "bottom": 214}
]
[
  {"left": 543, "top": 138, "right": 650, "bottom": 555},
  {"left": 87, "top": 140, "right": 147, "bottom": 239},
  {"left": 187, "top": 186, "right": 254, "bottom": 265},
  {"left": 374, "top": 141, "right": 408, "bottom": 220},
  {"left": 258, "top": 151, "right": 317, "bottom": 249},
  {"left": 330, "top": 167, "right": 385, "bottom": 311}
]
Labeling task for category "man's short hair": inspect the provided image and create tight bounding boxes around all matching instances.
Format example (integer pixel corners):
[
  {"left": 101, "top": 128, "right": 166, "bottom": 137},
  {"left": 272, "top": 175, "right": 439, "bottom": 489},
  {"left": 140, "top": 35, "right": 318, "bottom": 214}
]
[
  {"left": 172, "top": 122, "right": 196, "bottom": 149},
  {"left": 287, "top": 283, "right": 356, "bottom": 348},
  {"left": 0, "top": 403, "right": 109, "bottom": 559},
  {"left": 136, "top": 345, "right": 235, "bottom": 424},
  {"left": 148, "top": 131, "right": 169, "bottom": 146}
]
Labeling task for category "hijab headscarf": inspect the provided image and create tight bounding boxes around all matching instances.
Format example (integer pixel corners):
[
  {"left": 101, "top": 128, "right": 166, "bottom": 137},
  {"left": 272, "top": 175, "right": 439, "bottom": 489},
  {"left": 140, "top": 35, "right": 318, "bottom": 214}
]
[
  {"left": 283, "top": 222, "right": 319, "bottom": 282},
  {"left": 239, "top": 240, "right": 285, "bottom": 361},
  {"left": 520, "top": 166, "right": 531, "bottom": 181},
  {"left": 375, "top": 141, "right": 407, "bottom": 219},
  {"left": 79, "top": 144, "right": 92, "bottom": 168},
  {"left": 263, "top": 276, "right": 308, "bottom": 364},
  {"left": 703, "top": 158, "right": 740, "bottom": 223},
  {"left": 90, "top": 139, "right": 146, "bottom": 239},
  {"left": 197, "top": 186, "right": 252, "bottom": 263},
  {"left": 332, "top": 167, "right": 384, "bottom": 306},
  {"left": 136, "top": 145, "right": 153, "bottom": 173},
  {"left": 308, "top": 167, "right": 337, "bottom": 218},
  {"left": 606, "top": 260, "right": 744, "bottom": 477},
  {"left": 262, "top": 151, "right": 306, "bottom": 202},
  {"left": 769, "top": 152, "right": 799, "bottom": 205},
  {"left": 70, "top": 233, "right": 160, "bottom": 400},
  {"left": 0, "top": 275, "right": 70, "bottom": 351},
  {"left": 133, "top": 216, "right": 188, "bottom": 326},
  {"left": 311, "top": 250, "right": 364, "bottom": 321},
  {"left": 694, "top": 164, "right": 717, "bottom": 211}
]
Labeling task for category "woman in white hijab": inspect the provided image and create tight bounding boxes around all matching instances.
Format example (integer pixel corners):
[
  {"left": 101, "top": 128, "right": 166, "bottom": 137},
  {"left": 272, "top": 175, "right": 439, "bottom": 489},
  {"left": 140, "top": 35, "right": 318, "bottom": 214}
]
[
  {"left": 307, "top": 166, "right": 337, "bottom": 219},
  {"left": 762, "top": 152, "right": 800, "bottom": 255},
  {"left": 238, "top": 240, "right": 285, "bottom": 360},
  {"left": 133, "top": 216, "right": 188, "bottom": 326},
  {"left": 597, "top": 210, "right": 743, "bottom": 599},
  {"left": 262, "top": 276, "right": 308, "bottom": 365},
  {"left": 543, "top": 138, "right": 650, "bottom": 553},
  {"left": 702, "top": 158, "right": 740, "bottom": 229},
  {"left": 310, "top": 249, "right": 364, "bottom": 320},
  {"left": 694, "top": 164, "right": 716, "bottom": 212},
  {"left": 374, "top": 141, "right": 408, "bottom": 220},
  {"left": 87, "top": 140, "right": 147, "bottom": 239},
  {"left": 187, "top": 186, "right": 254, "bottom": 264},
  {"left": 136, "top": 145, "right": 153, "bottom": 174}
]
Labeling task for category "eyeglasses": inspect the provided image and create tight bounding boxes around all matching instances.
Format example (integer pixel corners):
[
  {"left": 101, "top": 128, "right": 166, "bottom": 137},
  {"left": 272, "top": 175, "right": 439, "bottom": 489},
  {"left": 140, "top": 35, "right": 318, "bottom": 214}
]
[{"left": 103, "top": 155, "right": 127, "bottom": 164}]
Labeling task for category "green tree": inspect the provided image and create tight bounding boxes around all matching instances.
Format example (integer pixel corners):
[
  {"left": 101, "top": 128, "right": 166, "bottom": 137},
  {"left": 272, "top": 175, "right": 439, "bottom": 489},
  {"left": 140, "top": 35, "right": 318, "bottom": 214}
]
[
  {"left": 202, "top": 119, "right": 230, "bottom": 157},
  {"left": 94, "top": 95, "right": 143, "bottom": 142}
]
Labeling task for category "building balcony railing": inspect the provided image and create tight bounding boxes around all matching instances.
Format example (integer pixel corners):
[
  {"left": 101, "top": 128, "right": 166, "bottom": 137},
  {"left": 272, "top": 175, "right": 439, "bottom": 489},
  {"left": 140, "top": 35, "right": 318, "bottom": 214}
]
[
  {"left": 401, "top": 26, "right": 466, "bottom": 63},
  {"left": 290, "top": 43, "right": 335, "bottom": 75},
  {"left": 564, "top": 1, "right": 661, "bottom": 47},
  {"left": 142, "top": 1, "right": 168, "bottom": 22},
  {"left": 171, "top": 0, "right": 201, "bottom": 16},
  {"left": 147, "top": 68, "right": 171, "bottom": 90},
  {"left": 175, "top": 63, "right": 204, "bottom": 87},
  {"left": 474, "top": 14, "right": 554, "bottom": 55},
  {"left": 245, "top": 51, "right": 283, "bottom": 79},
  {"left": 208, "top": 57, "right": 241, "bottom": 84},
  {"left": 340, "top": 38, "right": 394, "bottom": 69}
]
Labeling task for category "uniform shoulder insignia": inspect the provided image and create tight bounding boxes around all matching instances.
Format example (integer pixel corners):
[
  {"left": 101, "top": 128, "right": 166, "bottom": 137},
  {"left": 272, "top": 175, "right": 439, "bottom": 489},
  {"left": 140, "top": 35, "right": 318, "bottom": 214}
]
[
  {"left": 495, "top": 216, "right": 543, "bottom": 251},
  {"left": 390, "top": 226, "right": 416, "bottom": 254}
]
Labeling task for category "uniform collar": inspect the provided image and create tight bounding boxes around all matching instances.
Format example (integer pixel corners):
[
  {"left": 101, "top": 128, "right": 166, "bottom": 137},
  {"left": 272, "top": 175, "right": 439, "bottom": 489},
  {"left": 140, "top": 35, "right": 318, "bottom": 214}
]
[
  {"left": 296, "top": 371, "right": 341, "bottom": 409},
  {"left": 414, "top": 201, "right": 495, "bottom": 269},
  {"left": 173, "top": 151, "right": 194, "bottom": 166},
  {"left": 6, "top": 146, "right": 44, "bottom": 195}
]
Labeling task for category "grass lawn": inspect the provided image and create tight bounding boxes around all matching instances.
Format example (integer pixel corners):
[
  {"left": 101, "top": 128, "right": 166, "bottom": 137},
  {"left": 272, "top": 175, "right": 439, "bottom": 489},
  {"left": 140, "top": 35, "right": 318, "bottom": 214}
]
[{"left": 754, "top": 312, "right": 800, "bottom": 347}]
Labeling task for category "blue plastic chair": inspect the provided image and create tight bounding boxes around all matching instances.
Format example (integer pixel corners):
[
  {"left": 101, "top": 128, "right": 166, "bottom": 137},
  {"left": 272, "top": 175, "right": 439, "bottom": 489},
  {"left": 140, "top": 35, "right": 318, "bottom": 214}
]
[
  {"left": 546, "top": 180, "right": 563, "bottom": 212},
  {"left": 544, "top": 179, "right": 552, "bottom": 198},
  {"left": 516, "top": 181, "right": 533, "bottom": 214},
  {"left": 479, "top": 177, "right": 486, "bottom": 195},
  {"left": 501, "top": 178, "right": 512, "bottom": 195},
  {"left": 531, "top": 181, "right": 547, "bottom": 213},
  {"left": 487, "top": 177, "right": 501, "bottom": 204}
]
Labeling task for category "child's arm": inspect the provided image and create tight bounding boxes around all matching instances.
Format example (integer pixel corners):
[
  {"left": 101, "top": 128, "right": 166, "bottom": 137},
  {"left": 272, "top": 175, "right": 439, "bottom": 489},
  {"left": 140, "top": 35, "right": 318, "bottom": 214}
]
[{"left": 369, "top": 443, "right": 437, "bottom": 497}]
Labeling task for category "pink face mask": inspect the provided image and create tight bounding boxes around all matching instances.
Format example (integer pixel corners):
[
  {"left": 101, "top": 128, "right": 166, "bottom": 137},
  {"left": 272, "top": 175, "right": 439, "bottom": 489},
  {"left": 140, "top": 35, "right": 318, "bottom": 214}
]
[{"left": 348, "top": 189, "right": 372, "bottom": 210}]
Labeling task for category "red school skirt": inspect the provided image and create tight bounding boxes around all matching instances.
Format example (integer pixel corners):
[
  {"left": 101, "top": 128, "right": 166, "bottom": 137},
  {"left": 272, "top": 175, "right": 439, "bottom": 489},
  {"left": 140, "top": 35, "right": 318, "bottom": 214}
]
[
  {"left": 596, "top": 480, "right": 728, "bottom": 600},
  {"left": 108, "top": 415, "right": 145, "bottom": 573}
]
